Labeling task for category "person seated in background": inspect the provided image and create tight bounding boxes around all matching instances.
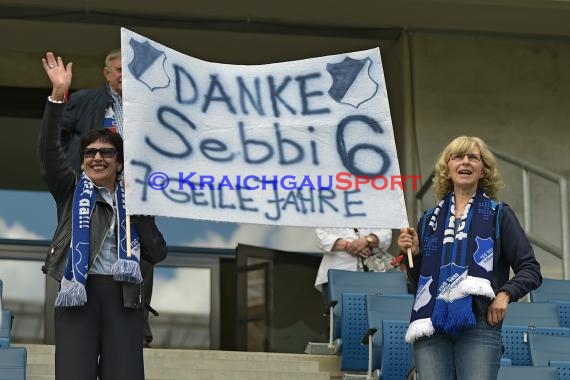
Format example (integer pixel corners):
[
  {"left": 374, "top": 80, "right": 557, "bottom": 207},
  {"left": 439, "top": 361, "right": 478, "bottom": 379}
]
[{"left": 314, "top": 227, "right": 394, "bottom": 298}]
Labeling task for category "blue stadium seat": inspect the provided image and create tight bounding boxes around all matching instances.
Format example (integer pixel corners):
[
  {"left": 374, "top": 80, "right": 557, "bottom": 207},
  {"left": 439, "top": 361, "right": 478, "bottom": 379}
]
[
  {"left": 0, "top": 278, "right": 3, "bottom": 337},
  {"left": 305, "top": 269, "right": 408, "bottom": 355},
  {"left": 0, "top": 347, "right": 27, "bottom": 380},
  {"left": 0, "top": 310, "right": 11, "bottom": 348},
  {"left": 501, "top": 325, "right": 569, "bottom": 366},
  {"left": 528, "top": 333, "right": 570, "bottom": 379},
  {"left": 529, "top": 277, "right": 570, "bottom": 330},
  {"left": 326, "top": 270, "right": 408, "bottom": 341},
  {"left": 497, "top": 365, "right": 558, "bottom": 380},
  {"left": 550, "top": 361, "right": 570, "bottom": 380},
  {"left": 340, "top": 293, "right": 369, "bottom": 371},
  {"left": 379, "top": 320, "right": 413, "bottom": 380},
  {"left": 364, "top": 293, "right": 414, "bottom": 374},
  {"left": 539, "top": 300, "right": 570, "bottom": 329},
  {"left": 530, "top": 278, "right": 570, "bottom": 303},
  {"left": 556, "top": 301, "right": 570, "bottom": 329},
  {"left": 501, "top": 301, "right": 569, "bottom": 366},
  {"left": 503, "top": 302, "right": 561, "bottom": 327},
  {"left": 340, "top": 293, "right": 413, "bottom": 376}
]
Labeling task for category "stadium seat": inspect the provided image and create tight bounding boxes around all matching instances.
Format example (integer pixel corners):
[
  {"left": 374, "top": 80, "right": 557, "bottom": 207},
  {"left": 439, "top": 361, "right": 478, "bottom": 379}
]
[
  {"left": 528, "top": 333, "right": 570, "bottom": 379},
  {"left": 536, "top": 300, "right": 570, "bottom": 329},
  {"left": 327, "top": 270, "right": 408, "bottom": 340},
  {"left": 529, "top": 278, "right": 570, "bottom": 329},
  {"left": 341, "top": 293, "right": 413, "bottom": 378},
  {"left": 0, "top": 347, "right": 26, "bottom": 380},
  {"left": 504, "top": 302, "right": 561, "bottom": 327},
  {"left": 555, "top": 300, "right": 570, "bottom": 328},
  {"left": 363, "top": 293, "right": 414, "bottom": 375},
  {"left": 530, "top": 278, "right": 570, "bottom": 303},
  {"left": 0, "top": 278, "right": 3, "bottom": 336},
  {"left": 0, "top": 310, "right": 12, "bottom": 348},
  {"left": 305, "top": 269, "right": 408, "bottom": 355},
  {"left": 501, "top": 301, "right": 568, "bottom": 365},
  {"left": 345, "top": 319, "right": 413, "bottom": 380},
  {"left": 378, "top": 320, "right": 413, "bottom": 380},
  {"left": 497, "top": 365, "right": 558, "bottom": 380},
  {"left": 340, "top": 293, "right": 370, "bottom": 371}
]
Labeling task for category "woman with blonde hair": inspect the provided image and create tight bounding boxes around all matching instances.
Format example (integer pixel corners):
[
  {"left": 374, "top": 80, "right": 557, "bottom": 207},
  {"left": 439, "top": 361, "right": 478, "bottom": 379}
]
[{"left": 398, "top": 136, "right": 541, "bottom": 379}]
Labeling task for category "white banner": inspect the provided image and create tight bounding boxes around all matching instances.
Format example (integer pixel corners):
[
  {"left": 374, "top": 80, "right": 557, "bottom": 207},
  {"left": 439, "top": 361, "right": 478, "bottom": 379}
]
[{"left": 121, "top": 28, "right": 411, "bottom": 228}]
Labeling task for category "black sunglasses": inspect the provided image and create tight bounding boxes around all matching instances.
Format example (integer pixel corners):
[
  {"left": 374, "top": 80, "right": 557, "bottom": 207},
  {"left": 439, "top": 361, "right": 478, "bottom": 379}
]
[{"left": 83, "top": 147, "right": 117, "bottom": 159}]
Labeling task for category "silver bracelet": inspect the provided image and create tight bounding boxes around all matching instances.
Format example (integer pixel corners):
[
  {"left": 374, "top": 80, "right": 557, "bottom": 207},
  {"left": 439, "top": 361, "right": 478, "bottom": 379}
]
[{"left": 48, "top": 96, "right": 65, "bottom": 104}]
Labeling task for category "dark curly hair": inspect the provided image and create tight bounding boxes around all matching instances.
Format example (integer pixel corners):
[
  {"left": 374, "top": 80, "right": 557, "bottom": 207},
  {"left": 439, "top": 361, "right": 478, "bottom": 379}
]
[{"left": 79, "top": 129, "right": 123, "bottom": 164}]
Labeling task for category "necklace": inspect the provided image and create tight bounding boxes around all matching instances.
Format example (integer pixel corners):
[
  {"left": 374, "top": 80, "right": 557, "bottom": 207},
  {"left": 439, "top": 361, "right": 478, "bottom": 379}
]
[{"left": 455, "top": 205, "right": 467, "bottom": 216}]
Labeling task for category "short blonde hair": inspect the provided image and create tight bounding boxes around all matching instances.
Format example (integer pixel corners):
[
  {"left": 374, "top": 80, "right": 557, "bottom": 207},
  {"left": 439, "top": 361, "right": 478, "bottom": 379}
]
[
  {"left": 104, "top": 48, "right": 121, "bottom": 67},
  {"left": 433, "top": 136, "right": 503, "bottom": 200}
]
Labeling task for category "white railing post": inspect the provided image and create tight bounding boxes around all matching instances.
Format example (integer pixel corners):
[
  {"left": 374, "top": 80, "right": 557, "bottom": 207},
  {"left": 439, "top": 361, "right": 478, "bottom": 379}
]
[
  {"left": 560, "top": 178, "right": 570, "bottom": 280},
  {"left": 522, "top": 170, "right": 532, "bottom": 232}
]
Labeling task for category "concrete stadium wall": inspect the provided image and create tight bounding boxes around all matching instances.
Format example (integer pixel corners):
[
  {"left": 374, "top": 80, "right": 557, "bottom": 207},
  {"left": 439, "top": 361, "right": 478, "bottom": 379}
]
[{"left": 408, "top": 32, "right": 570, "bottom": 279}]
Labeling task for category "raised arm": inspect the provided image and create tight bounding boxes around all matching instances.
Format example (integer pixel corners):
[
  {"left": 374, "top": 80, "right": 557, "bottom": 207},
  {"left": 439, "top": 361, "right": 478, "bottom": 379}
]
[
  {"left": 37, "top": 52, "right": 76, "bottom": 203},
  {"left": 41, "top": 52, "right": 73, "bottom": 101}
]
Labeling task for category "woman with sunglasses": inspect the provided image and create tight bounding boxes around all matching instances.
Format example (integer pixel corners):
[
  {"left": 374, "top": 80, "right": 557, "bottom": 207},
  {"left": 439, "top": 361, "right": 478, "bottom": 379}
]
[
  {"left": 398, "top": 136, "right": 542, "bottom": 380},
  {"left": 38, "top": 52, "right": 167, "bottom": 380}
]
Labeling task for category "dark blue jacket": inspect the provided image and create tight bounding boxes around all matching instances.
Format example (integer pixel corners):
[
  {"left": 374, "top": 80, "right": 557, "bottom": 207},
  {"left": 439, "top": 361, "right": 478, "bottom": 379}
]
[{"left": 410, "top": 204, "right": 542, "bottom": 317}]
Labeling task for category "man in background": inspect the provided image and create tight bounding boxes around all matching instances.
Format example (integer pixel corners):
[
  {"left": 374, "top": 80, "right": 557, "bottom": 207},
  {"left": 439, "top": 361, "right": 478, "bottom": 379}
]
[{"left": 60, "top": 49, "right": 124, "bottom": 168}]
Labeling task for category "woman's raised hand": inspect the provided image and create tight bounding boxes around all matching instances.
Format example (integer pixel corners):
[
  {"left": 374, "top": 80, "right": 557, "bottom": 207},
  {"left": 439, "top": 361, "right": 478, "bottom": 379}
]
[{"left": 41, "top": 52, "right": 73, "bottom": 101}]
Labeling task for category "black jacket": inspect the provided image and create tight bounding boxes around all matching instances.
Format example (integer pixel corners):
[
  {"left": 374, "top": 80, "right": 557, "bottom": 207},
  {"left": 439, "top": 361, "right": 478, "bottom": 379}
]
[
  {"left": 61, "top": 87, "right": 112, "bottom": 171},
  {"left": 38, "top": 100, "right": 167, "bottom": 309}
]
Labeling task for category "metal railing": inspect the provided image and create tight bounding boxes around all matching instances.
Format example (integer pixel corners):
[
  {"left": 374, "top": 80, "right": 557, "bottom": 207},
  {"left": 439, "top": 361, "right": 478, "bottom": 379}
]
[{"left": 414, "top": 147, "right": 570, "bottom": 279}]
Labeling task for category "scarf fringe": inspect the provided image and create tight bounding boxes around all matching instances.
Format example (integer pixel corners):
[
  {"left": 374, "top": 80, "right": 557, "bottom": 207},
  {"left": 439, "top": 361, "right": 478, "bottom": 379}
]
[
  {"left": 460, "top": 276, "right": 495, "bottom": 299},
  {"left": 405, "top": 318, "right": 435, "bottom": 343},
  {"left": 443, "top": 310, "right": 476, "bottom": 336},
  {"left": 431, "top": 307, "right": 448, "bottom": 332},
  {"left": 55, "top": 279, "right": 87, "bottom": 307},
  {"left": 111, "top": 258, "right": 143, "bottom": 284}
]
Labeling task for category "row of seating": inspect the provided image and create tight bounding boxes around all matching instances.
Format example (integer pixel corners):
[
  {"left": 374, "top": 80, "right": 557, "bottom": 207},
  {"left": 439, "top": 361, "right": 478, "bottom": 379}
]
[
  {"left": 352, "top": 299, "right": 570, "bottom": 380},
  {"left": 304, "top": 270, "right": 413, "bottom": 380},
  {"left": 530, "top": 278, "right": 570, "bottom": 329},
  {"left": 523, "top": 278, "right": 570, "bottom": 378},
  {"left": 0, "top": 279, "right": 27, "bottom": 380},
  {"left": 305, "top": 270, "right": 409, "bottom": 357},
  {"left": 501, "top": 301, "right": 569, "bottom": 366},
  {"left": 307, "top": 271, "right": 570, "bottom": 380}
]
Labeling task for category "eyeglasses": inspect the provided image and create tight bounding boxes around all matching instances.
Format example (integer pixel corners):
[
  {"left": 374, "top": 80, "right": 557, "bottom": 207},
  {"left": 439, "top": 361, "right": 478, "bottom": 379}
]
[
  {"left": 449, "top": 152, "right": 482, "bottom": 162},
  {"left": 83, "top": 148, "right": 117, "bottom": 159}
]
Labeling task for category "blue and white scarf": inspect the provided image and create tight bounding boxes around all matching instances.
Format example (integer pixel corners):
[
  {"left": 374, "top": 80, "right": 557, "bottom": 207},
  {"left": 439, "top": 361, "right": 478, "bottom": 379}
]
[
  {"left": 55, "top": 173, "right": 142, "bottom": 307},
  {"left": 405, "top": 189, "right": 497, "bottom": 343}
]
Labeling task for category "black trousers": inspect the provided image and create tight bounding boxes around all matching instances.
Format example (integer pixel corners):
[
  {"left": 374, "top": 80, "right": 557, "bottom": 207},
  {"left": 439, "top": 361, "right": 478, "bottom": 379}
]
[
  {"left": 54, "top": 275, "right": 144, "bottom": 380},
  {"left": 140, "top": 259, "right": 154, "bottom": 346}
]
